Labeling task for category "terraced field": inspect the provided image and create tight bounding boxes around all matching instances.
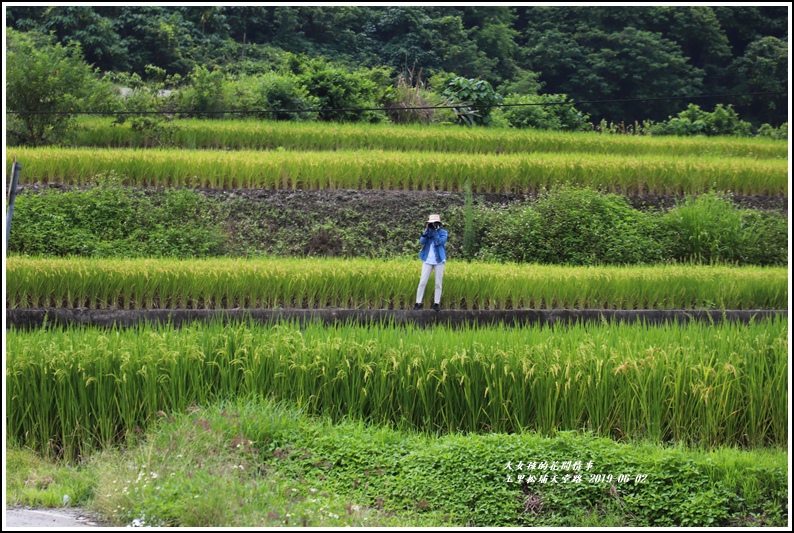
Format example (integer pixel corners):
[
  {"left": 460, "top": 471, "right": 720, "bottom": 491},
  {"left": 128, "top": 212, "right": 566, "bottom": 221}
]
[
  {"left": 6, "top": 257, "right": 787, "bottom": 311},
  {"left": 5, "top": 120, "right": 788, "bottom": 526}
]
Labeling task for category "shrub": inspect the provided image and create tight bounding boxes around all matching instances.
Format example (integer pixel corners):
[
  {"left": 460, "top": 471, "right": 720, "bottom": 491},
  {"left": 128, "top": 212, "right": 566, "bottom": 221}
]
[
  {"left": 297, "top": 60, "right": 388, "bottom": 123},
  {"left": 9, "top": 180, "right": 225, "bottom": 258},
  {"left": 111, "top": 66, "right": 184, "bottom": 148},
  {"left": 441, "top": 76, "right": 502, "bottom": 126},
  {"left": 663, "top": 192, "right": 745, "bottom": 264},
  {"left": 7, "top": 183, "right": 786, "bottom": 267},
  {"left": 6, "top": 28, "right": 117, "bottom": 146},
  {"left": 501, "top": 94, "right": 590, "bottom": 131},
  {"left": 648, "top": 104, "right": 754, "bottom": 137},
  {"left": 738, "top": 210, "right": 788, "bottom": 266},
  {"left": 756, "top": 122, "right": 787, "bottom": 140},
  {"left": 705, "top": 104, "right": 754, "bottom": 136},
  {"left": 496, "top": 69, "right": 543, "bottom": 97},
  {"left": 478, "top": 187, "right": 665, "bottom": 265},
  {"left": 248, "top": 72, "right": 319, "bottom": 121},
  {"left": 178, "top": 65, "right": 226, "bottom": 118}
]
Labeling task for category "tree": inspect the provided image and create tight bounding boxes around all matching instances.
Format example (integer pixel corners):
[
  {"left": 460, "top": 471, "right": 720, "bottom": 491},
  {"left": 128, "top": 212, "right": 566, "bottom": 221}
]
[
  {"left": 522, "top": 26, "right": 704, "bottom": 123},
  {"left": 271, "top": 6, "right": 307, "bottom": 52},
  {"left": 5, "top": 5, "right": 789, "bottom": 127},
  {"left": 180, "top": 65, "right": 225, "bottom": 118},
  {"left": 442, "top": 76, "right": 502, "bottom": 126},
  {"left": 712, "top": 6, "right": 788, "bottom": 55},
  {"left": 6, "top": 28, "right": 115, "bottom": 146},
  {"left": 644, "top": 7, "right": 731, "bottom": 69},
  {"left": 432, "top": 15, "right": 498, "bottom": 81},
  {"left": 246, "top": 73, "right": 319, "bottom": 121},
  {"left": 99, "top": 7, "right": 197, "bottom": 76},
  {"left": 375, "top": 8, "right": 500, "bottom": 83},
  {"left": 297, "top": 59, "right": 389, "bottom": 122},
  {"left": 497, "top": 69, "right": 543, "bottom": 97},
  {"left": 461, "top": 7, "right": 520, "bottom": 82},
  {"left": 111, "top": 65, "right": 183, "bottom": 148},
  {"left": 33, "top": 6, "right": 128, "bottom": 72},
  {"left": 728, "top": 36, "right": 788, "bottom": 126}
]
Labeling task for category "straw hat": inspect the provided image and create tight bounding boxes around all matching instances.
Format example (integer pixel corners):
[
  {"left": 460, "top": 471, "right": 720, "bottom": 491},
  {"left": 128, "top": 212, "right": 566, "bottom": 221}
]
[{"left": 426, "top": 214, "right": 442, "bottom": 225}]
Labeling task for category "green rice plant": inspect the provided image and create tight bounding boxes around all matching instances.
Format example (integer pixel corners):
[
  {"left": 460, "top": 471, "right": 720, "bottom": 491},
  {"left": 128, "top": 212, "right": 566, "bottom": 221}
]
[
  {"left": 6, "top": 317, "right": 787, "bottom": 460},
  {"left": 66, "top": 117, "right": 789, "bottom": 159},
  {"left": 6, "top": 256, "right": 788, "bottom": 311},
  {"left": 6, "top": 147, "right": 788, "bottom": 196}
]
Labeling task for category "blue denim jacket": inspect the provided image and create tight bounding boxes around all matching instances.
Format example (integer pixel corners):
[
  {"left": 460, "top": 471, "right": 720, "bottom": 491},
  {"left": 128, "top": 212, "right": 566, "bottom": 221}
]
[{"left": 419, "top": 228, "right": 448, "bottom": 263}]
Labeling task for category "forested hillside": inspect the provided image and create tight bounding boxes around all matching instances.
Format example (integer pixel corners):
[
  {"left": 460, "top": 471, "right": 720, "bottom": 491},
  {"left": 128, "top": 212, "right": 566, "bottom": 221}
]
[{"left": 5, "top": 5, "right": 788, "bottom": 126}]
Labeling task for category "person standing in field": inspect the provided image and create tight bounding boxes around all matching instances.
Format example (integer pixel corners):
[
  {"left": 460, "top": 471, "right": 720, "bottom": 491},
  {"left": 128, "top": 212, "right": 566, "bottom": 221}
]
[{"left": 414, "top": 214, "right": 448, "bottom": 311}]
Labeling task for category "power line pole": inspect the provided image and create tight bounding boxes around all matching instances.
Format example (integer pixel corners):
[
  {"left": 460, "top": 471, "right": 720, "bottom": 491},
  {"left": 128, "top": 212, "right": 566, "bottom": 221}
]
[{"left": 6, "top": 157, "right": 22, "bottom": 255}]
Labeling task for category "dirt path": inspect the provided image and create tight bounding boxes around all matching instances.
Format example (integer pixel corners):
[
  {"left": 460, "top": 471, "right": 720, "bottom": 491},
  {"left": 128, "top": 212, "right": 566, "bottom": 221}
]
[{"left": 5, "top": 507, "right": 109, "bottom": 528}]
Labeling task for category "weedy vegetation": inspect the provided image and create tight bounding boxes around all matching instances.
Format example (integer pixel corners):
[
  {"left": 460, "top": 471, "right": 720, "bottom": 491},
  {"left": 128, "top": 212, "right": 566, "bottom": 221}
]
[{"left": 6, "top": 396, "right": 787, "bottom": 527}]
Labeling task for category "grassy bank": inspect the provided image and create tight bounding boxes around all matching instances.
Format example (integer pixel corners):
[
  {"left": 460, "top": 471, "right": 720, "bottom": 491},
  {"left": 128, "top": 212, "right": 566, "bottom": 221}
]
[
  {"left": 6, "top": 398, "right": 788, "bottom": 527},
  {"left": 9, "top": 186, "right": 788, "bottom": 266}
]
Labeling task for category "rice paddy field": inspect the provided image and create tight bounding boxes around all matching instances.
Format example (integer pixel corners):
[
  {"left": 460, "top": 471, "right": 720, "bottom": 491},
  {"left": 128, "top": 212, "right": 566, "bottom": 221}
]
[
  {"left": 5, "top": 118, "right": 789, "bottom": 526},
  {"left": 6, "top": 257, "right": 788, "bottom": 311},
  {"left": 6, "top": 145, "right": 788, "bottom": 195},
  {"left": 6, "top": 318, "right": 788, "bottom": 455},
  {"left": 68, "top": 117, "right": 789, "bottom": 159}
]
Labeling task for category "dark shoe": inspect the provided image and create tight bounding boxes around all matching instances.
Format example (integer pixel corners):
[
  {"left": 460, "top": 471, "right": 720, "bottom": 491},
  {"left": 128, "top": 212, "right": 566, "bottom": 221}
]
[
  {"left": 432, "top": 303, "right": 440, "bottom": 312},
  {"left": 413, "top": 303, "right": 423, "bottom": 310}
]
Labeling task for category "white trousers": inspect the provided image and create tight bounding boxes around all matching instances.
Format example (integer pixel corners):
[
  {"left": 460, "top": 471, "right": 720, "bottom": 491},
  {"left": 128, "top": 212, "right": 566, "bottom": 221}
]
[{"left": 416, "top": 262, "right": 445, "bottom": 304}]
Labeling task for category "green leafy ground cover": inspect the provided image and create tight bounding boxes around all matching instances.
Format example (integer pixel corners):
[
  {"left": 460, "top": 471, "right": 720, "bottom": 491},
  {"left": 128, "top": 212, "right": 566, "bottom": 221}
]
[
  {"left": 7, "top": 185, "right": 788, "bottom": 266},
  {"left": 6, "top": 398, "right": 787, "bottom": 527}
]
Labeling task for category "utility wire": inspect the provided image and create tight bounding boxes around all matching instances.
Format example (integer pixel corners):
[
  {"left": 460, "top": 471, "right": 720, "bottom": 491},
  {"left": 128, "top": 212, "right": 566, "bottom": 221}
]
[{"left": 5, "top": 91, "right": 787, "bottom": 115}]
